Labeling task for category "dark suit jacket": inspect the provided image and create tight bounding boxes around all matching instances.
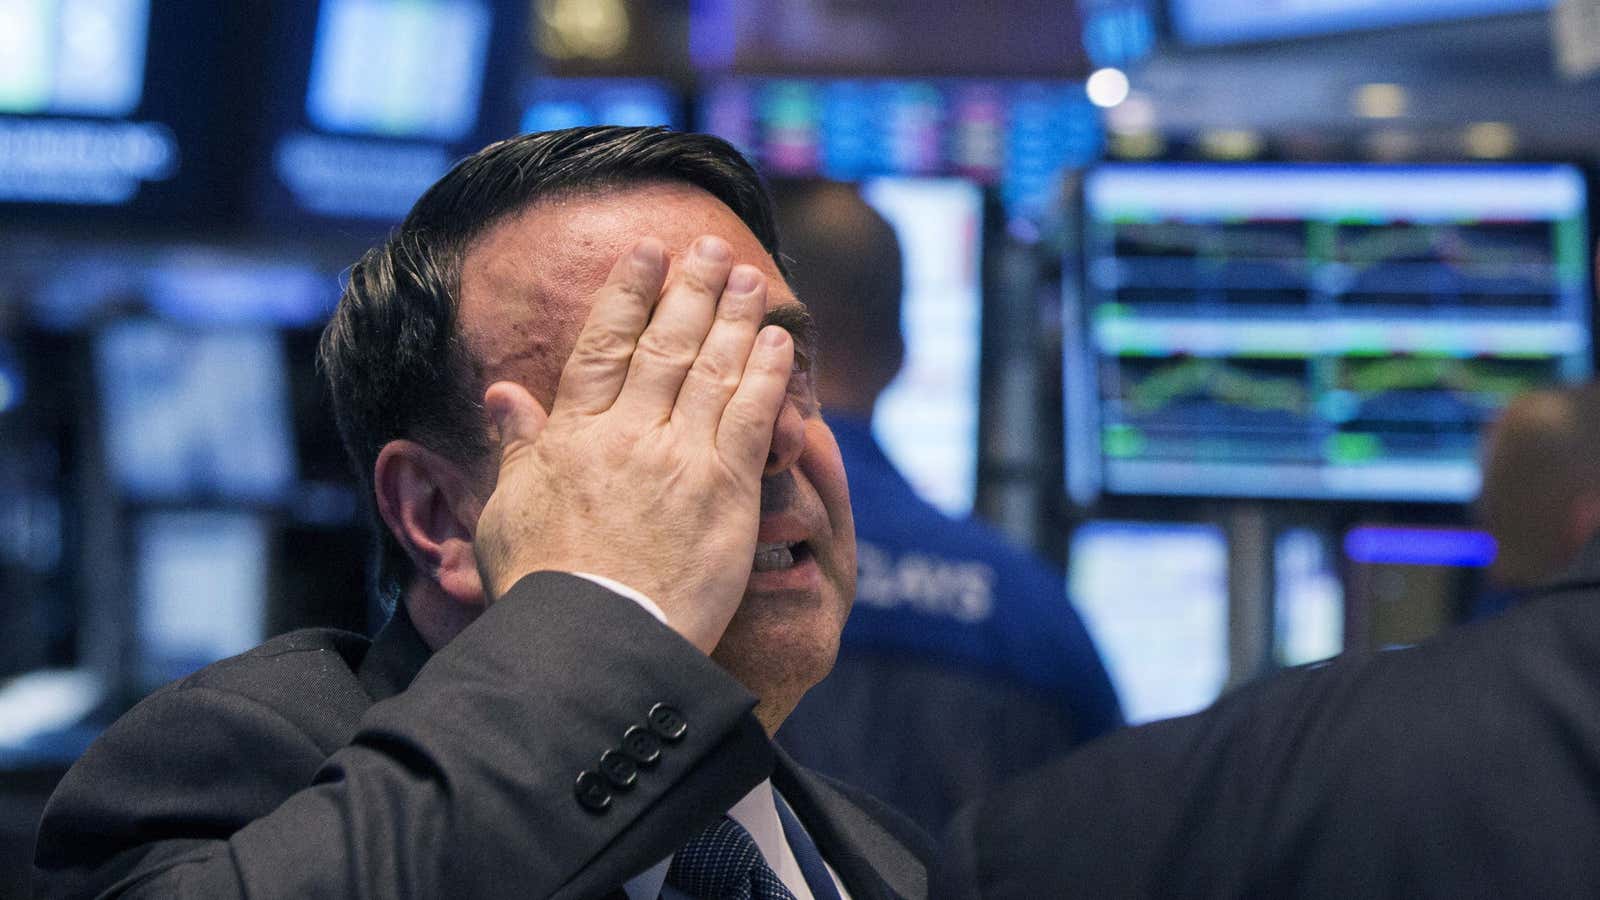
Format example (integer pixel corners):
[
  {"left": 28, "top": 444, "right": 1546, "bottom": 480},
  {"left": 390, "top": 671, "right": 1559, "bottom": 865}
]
[
  {"left": 942, "top": 563, "right": 1600, "bottom": 898},
  {"left": 34, "top": 572, "right": 932, "bottom": 899}
]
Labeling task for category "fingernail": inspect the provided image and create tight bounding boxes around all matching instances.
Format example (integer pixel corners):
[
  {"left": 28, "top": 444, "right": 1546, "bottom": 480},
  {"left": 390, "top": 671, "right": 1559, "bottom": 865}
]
[
  {"left": 759, "top": 325, "right": 789, "bottom": 348},
  {"left": 632, "top": 238, "right": 664, "bottom": 269},
  {"left": 728, "top": 266, "right": 761, "bottom": 294},
  {"left": 695, "top": 236, "right": 731, "bottom": 262}
]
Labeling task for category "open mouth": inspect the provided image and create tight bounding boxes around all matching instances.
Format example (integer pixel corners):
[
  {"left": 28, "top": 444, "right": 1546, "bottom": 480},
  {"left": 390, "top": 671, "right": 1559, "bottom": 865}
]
[{"left": 752, "top": 540, "right": 812, "bottom": 572}]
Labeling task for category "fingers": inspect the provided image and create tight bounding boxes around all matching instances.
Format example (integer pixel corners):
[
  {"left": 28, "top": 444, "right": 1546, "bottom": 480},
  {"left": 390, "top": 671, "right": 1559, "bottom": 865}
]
[
  {"left": 716, "top": 325, "right": 794, "bottom": 474},
  {"left": 552, "top": 238, "right": 668, "bottom": 416},
  {"left": 484, "top": 380, "right": 550, "bottom": 469},
  {"left": 671, "top": 263, "right": 768, "bottom": 437},
  {"left": 612, "top": 236, "right": 732, "bottom": 420}
]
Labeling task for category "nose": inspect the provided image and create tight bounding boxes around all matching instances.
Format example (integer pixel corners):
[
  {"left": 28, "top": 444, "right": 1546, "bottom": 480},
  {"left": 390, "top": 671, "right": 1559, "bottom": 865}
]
[{"left": 764, "top": 399, "right": 805, "bottom": 476}]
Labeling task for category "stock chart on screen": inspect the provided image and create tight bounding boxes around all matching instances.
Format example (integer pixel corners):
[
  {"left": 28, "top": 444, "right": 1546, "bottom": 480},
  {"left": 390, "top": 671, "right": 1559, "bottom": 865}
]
[{"left": 1065, "top": 164, "right": 1592, "bottom": 503}]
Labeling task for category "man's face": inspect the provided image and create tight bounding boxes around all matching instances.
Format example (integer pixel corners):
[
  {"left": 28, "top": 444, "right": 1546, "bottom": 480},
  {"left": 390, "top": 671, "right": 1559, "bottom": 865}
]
[{"left": 457, "top": 182, "right": 856, "bottom": 719}]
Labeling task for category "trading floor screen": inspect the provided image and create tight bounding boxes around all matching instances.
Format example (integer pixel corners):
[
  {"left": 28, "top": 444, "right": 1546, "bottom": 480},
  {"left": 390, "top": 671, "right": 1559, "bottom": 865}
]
[{"left": 1066, "top": 163, "right": 1591, "bottom": 503}]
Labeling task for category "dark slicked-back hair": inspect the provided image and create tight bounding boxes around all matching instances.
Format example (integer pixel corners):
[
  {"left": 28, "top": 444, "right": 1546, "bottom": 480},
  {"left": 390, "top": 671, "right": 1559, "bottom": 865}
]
[{"left": 318, "top": 126, "right": 782, "bottom": 610}]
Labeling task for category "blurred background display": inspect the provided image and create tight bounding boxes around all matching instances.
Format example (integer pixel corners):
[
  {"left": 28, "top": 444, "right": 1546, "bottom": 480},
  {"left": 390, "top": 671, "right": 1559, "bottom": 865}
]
[
  {"left": 258, "top": 0, "right": 522, "bottom": 225},
  {"left": 1171, "top": 0, "right": 1553, "bottom": 46},
  {"left": 133, "top": 511, "right": 269, "bottom": 689},
  {"left": 520, "top": 76, "right": 682, "bottom": 131},
  {"left": 94, "top": 322, "right": 296, "bottom": 503},
  {"left": 1069, "top": 519, "right": 1230, "bottom": 724},
  {"left": 701, "top": 78, "right": 1102, "bottom": 220},
  {"left": 861, "top": 177, "right": 985, "bottom": 518},
  {"left": 1066, "top": 163, "right": 1592, "bottom": 503}
]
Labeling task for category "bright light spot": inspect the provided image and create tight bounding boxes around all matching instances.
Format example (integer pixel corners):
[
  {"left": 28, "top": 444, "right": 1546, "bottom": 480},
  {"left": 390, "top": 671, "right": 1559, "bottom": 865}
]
[
  {"left": 1199, "top": 129, "right": 1262, "bottom": 160},
  {"left": 538, "top": 0, "right": 629, "bottom": 60},
  {"left": 1086, "top": 68, "right": 1131, "bottom": 109},
  {"left": 1464, "top": 122, "right": 1516, "bottom": 159},
  {"left": 0, "top": 372, "right": 14, "bottom": 413},
  {"left": 1353, "top": 83, "right": 1407, "bottom": 119}
]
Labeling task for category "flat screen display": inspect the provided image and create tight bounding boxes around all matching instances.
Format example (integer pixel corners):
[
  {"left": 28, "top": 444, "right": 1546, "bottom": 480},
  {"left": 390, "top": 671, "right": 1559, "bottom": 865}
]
[
  {"left": 1069, "top": 520, "right": 1229, "bottom": 724},
  {"left": 1274, "top": 527, "right": 1344, "bottom": 666},
  {"left": 0, "top": 0, "right": 148, "bottom": 117},
  {"left": 135, "top": 510, "right": 267, "bottom": 687},
  {"left": 691, "top": 0, "right": 1088, "bottom": 77},
  {"left": 862, "top": 177, "right": 984, "bottom": 518},
  {"left": 261, "top": 0, "right": 518, "bottom": 224},
  {"left": 1171, "top": 0, "right": 1551, "bottom": 46},
  {"left": 699, "top": 78, "right": 1100, "bottom": 221},
  {"left": 520, "top": 78, "right": 680, "bottom": 133},
  {"left": 94, "top": 321, "right": 297, "bottom": 502},
  {"left": 0, "top": 0, "right": 233, "bottom": 216},
  {"left": 1066, "top": 163, "right": 1592, "bottom": 503}
]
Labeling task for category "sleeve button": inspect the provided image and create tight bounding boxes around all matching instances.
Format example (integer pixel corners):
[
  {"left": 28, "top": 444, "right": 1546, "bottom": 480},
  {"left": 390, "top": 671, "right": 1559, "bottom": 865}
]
[
  {"left": 647, "top": 703, "right": 688, "bottom": 742},
  {"left": 622, "top": 725, "right": 663, "bottom": 767},
  {"left": 599, "top": 750, "right": 639, "bottom": 790},
  {"left": 574, "top": 770, "right": 612, "bottom": 813}
]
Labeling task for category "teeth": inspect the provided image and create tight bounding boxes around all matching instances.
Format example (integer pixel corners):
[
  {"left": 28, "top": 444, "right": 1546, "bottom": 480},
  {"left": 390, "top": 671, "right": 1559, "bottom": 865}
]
[{"left": 753, "top": 541, "right": 797, "bottom": 572}]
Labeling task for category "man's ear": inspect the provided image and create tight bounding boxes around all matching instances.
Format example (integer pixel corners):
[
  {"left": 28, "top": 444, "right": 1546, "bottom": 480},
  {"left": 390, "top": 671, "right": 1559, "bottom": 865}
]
[{"left": 374, "top": 440, "right": 487, "bottom": 607}]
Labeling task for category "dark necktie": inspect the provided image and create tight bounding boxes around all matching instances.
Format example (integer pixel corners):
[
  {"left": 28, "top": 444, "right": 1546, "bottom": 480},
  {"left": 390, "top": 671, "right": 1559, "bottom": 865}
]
[{"left": 663, "top": 816, "right": 799, "bottom": 900}]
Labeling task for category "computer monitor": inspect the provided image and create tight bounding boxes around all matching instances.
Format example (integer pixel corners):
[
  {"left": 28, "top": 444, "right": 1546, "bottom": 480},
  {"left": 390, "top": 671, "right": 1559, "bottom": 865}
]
[
  {"left": 0, "top": 1, "right": 237, "bottom": 217},
  {"left": 519, "top": 78, "right": 680, "bottom": 133},
  {"left": 861, "top": 177, "right": 984, "bottom": 518},
  {"left": 698, "top": 78, "right": 1100, "bottom": 220},
  {"left": 94, "top": 321, "right": 297, "bottom": 502},
  {"left": 1170, "top": 0, "right": 1550, "bottom": 46},
  {"left": 259, "top": 0, "right": 519, "bottom": 224},
  {"left": 134, "top": 510, "right": 267, "bottom": 688},
  {"left": 1274, "top": 527, "right": 1344, "bottom": 666},
  {"left": 1068, "top": 519, "right": 1230, "bottom": 724},
  {"left": 1066, "top": 163, "right": 1592, "bottom": 503}
]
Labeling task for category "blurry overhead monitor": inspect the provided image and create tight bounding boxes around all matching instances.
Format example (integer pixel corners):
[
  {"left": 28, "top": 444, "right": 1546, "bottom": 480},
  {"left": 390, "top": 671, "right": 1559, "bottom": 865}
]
[
  {"left": 94, "top": 320, "right": 297, "bottom": 503},
  {"left": 860, "top": 177, "right": 984, "bottom": 518},
  {"left": 134, "top": 510, "right": 268, "bottom": 689},
  {"left": 1274, "top": 527, "right": 1344, "bottom": 667},
  {"left": 1069, "top": 519, "right": 1229, "bottom": 724},
  {"left": 520, "top": 78, "right": 681, "bottom": 133},
  {"left": 0, "top": 0, "right": 147, "bottom": 117},
  {"left": 306, "top": 0, "right": 490, "bottom": 142},
  {"left": 1171, "top": 0, "right": 1552, "bottom": 46},
  {"left": 259, "top": 0, "right": 522, "bottom": 225},
  {"left": 691, "top": 0, "right": 1089, "bottom": 77},
  {"left": 699, "top": 78, "right": 1101, "bottom": 221},
  {"left": 0, "top": 1, "right": 239, "bottom": 220},
  {"left": 1064, "top": 163, "right": 1592, "bottom": 504}
]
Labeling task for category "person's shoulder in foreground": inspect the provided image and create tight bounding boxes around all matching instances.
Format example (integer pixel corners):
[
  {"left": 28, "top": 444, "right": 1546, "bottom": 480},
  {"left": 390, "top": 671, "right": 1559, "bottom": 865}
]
[
  {"left": 940, "top": 563, "right": 1600, "bottom": 899},
  {"left": 35, "top": 126, "right": 933, "bottom": 899}
]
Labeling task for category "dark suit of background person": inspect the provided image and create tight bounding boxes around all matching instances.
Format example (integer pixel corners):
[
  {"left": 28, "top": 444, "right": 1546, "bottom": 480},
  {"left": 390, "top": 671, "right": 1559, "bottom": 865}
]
[
  {"left": 1474, "top": 382, "right": 1600, "bottom": 618},
  {"left": 940, "top": 538, "right": 1600, "bottom": 897},
  {"left": 34, "top": 128, "right": 935, "bottom": 899},
  {"left": 768, "top": 181, "right": 1123, "bottom": 833}
]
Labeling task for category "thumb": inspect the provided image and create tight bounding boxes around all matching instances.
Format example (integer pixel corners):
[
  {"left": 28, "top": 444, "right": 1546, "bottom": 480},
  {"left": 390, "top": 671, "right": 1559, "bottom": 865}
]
[{"left": 484, "top": 381, "right": 549, "bottom": 461}]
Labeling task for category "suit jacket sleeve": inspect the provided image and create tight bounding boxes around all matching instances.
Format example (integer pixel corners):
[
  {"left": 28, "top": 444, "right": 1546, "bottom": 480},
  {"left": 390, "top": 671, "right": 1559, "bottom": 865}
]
[{"left": 34, "top": 572, "right": 776, "bottom": 900}]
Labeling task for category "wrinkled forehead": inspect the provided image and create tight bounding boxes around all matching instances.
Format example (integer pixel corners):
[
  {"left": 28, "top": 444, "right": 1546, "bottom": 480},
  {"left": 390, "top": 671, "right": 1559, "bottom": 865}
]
[{"left": 456, "top": 182, "right": 792, "bottom": 408}]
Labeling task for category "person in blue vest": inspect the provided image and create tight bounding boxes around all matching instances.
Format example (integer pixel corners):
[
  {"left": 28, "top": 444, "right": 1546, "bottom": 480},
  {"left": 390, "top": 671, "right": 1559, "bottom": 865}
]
[{"left": 771, "top": 180, "right": 1123, "bottom": 832}]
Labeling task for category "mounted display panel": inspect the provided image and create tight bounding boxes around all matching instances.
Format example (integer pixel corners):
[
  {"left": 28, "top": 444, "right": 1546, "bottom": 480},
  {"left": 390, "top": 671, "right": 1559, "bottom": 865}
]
[
  {"left": 700, "top": 77, "right": 1100, "bottom": 221},
  {"left": 254, "top": 0, "right": 523, "bottom": 228},
  {"left": 0, "top": 0, "right": 240, "bottom": 225},
  {"left": 1065, "top": 163, "right": 1592, "bottom": 504},
  {"left": 1169, "top": 0, "right": 1551, "bottom": 46}
]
